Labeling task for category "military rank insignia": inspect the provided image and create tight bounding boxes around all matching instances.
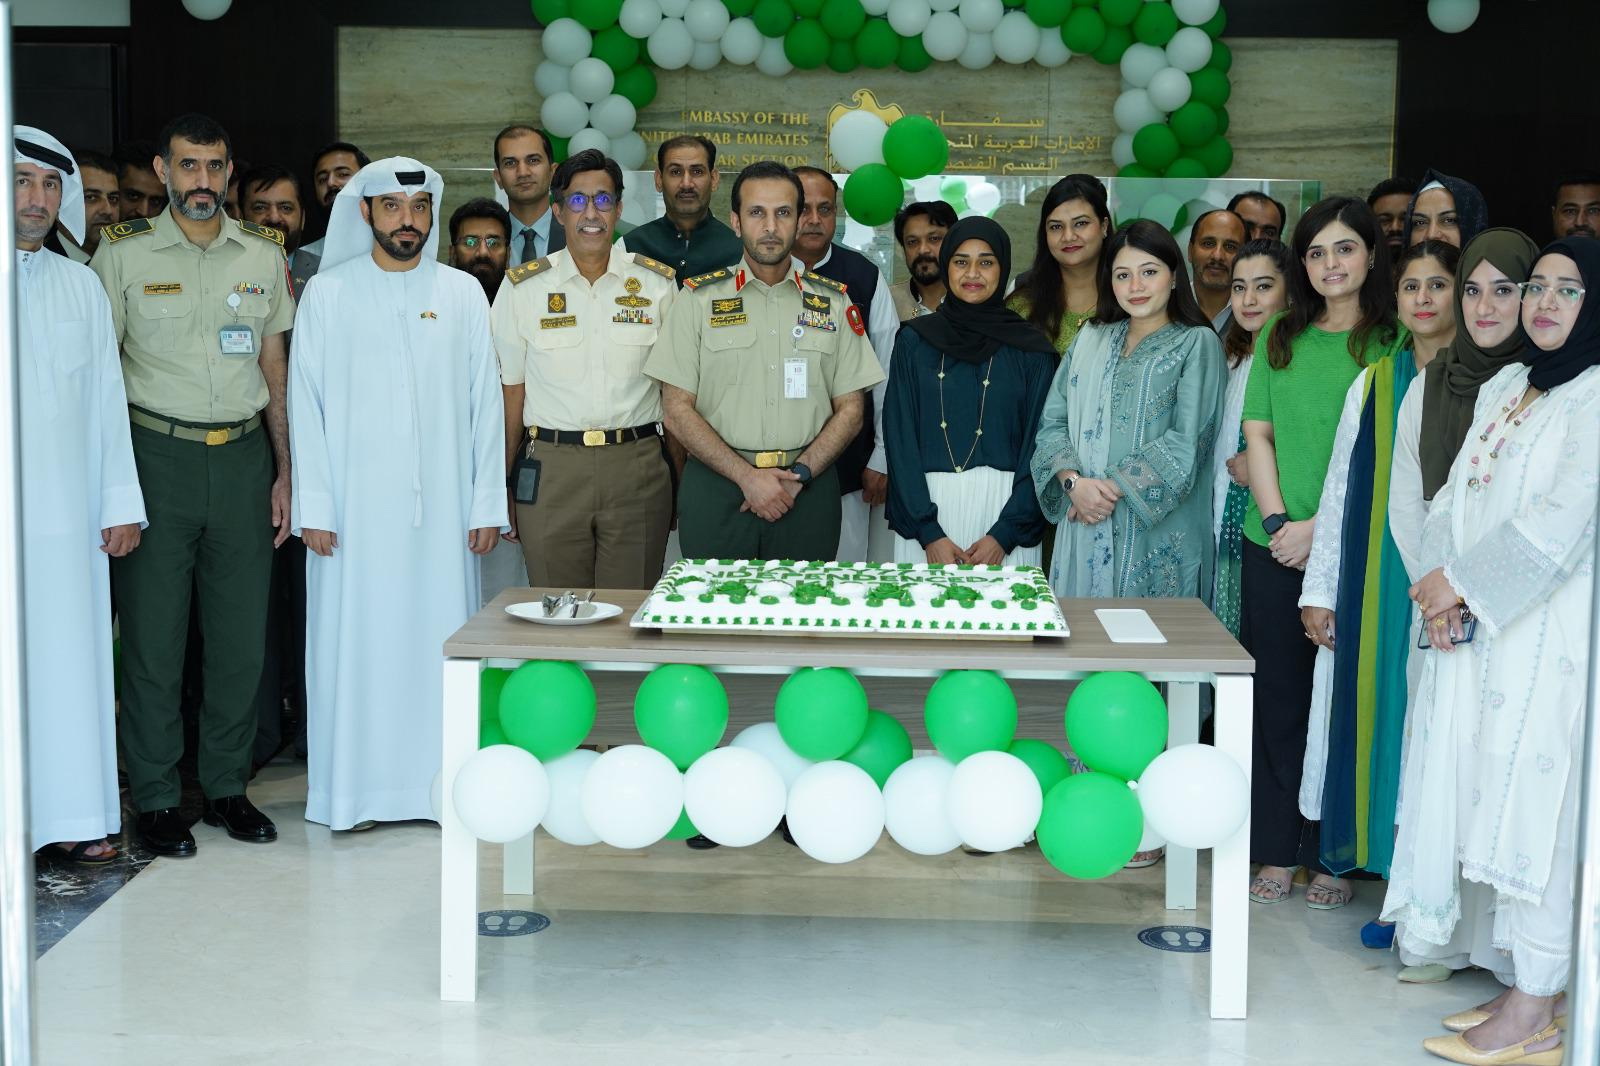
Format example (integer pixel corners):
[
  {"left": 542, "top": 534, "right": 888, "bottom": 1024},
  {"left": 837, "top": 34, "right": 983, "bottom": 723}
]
[
  {"left": 712, "top": 297, "right": 743, "bottom": 315},
  {"left": 233, "top": 282, "right": 266, "bottom": 295},
  {"left": 799, "top": 291, "right": 836, "bottom": 332},
  {"left": 547, "top": 292, "right": 567, "bottom": 313},
  {"left": 540, "top": 315, "right": 578, "bottom": 329},
  {"left": 846, "top": 304, "right": 866, "bottom": 336},
  {"left": 612, "top": 309, "right": 653, "bottom": 325},
  {"left": 615, "top": 276, "right": 653, "bottom": 309}
]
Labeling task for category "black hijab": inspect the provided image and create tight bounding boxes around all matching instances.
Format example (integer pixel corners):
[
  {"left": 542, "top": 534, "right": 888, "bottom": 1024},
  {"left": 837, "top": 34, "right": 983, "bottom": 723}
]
[
  {"left": 1521, "top": 237, "right": 1600, "bottom": 392},
  {"left": 1402, "top": 168, "right": 1488, "bottom": 249},
  {"left": 905, "top": 216, "right": 1056, "bottom": 364}
]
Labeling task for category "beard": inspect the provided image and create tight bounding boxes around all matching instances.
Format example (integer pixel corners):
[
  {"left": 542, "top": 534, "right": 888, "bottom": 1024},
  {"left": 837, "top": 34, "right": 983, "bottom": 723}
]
[
  {"left": 15, "top": 211, "right": 52, "bottom": 244},
  {"left": 466, "top": 256, "right": 502, "bottom": 298},
  {"left": 744, "top": 237, "right": 790, "bottom": 267},
  {"left": 373, "top": 222, "right": 426, "bottom": 262},
  {"left": 909, "top": 254, "right": 940, "bottom": 285},
  {"left": 171, "top": 185, "right": 221, "bottom": 221}
]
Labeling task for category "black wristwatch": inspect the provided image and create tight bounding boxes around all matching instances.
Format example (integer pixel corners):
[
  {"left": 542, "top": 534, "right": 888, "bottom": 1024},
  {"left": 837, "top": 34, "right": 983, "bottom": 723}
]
[
  {"left": 1262, "top": 512, "right": 1289, "bottom": 536},
  {"left": 790, "top": 461, "right": 813, "bottom": 485}
]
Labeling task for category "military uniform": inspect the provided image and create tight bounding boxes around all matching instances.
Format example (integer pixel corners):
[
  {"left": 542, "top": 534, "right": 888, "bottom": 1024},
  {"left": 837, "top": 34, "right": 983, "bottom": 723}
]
[
  {"left": 89, "top": 210, "right": 295, "bottom": 812},
  {"left": 491, "top": 245, "right": 678, "bottom": 588},
  {"left": 644, "top": 262, "right": 884, "bottom": 561}
]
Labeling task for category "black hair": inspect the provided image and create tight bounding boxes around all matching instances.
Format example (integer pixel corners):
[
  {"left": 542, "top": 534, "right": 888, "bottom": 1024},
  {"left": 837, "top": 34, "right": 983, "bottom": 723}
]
[
  {"left": 157, "top": 113, "right": 231, "bottom": 164},
  {"left": 1226, "top": 190, "right": 1286, "bottom": 230},
  {"left": 1396, "top": 238, "right": 1462, "bottom": 281},
  {"left": 449, "top": 196, "right": 512, "bottom": 244},
  {"left": 1367, "top": 176, "right": 1417, "bottom": 206},
  {"left": 1188, "top": 209, "right": 1245, "bottom": 245},
  {"left": 1018, "top": 174, "right": 1111, "bottom": 342},
  {"left": 1092, "top": 219, "right": 1211, "bottom": 330},
  {"left": 237, "top": 163, "right": 301, "bottom": 205},
  {"left": 492, "top": 125, "right": 554, "bottom": 165},
  {"left": 792, "top": 166, "right": 838, "bottom": 192},
  {"left": 730, "top": 161, "right": 803, "bottom": 215},
  {"left": 550, "top": 148, "right": 625, "bottom": 202},
  {"left": 73, "top": 148, "right": 119, "bottom": 177},
  {"left": 1553, "top": 169, "right": 1600, "bottom": 199},
  {"left": 893, "top": 199, "right": 957, "bottom": 245},
  {"left": 656, "top": 134, "right": 718, "bottom": 171},
  {"left": 310, "top": 140, "right": 370, "bottom": 175},
  {"left": 1266, "top": 196, "right": 1398, "bottom": 370},
  {"left": 114, "top": 140, "right": 158, "bottom": 174},
  {"left": 1223, "top": 238, "right": 1293, "bottom": 366}
]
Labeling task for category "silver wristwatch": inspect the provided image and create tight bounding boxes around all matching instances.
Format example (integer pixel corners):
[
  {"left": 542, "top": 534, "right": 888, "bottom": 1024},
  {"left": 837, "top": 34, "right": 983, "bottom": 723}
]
[{"left": 1061, "top": 474, "right": 1077, "bottom": 493}]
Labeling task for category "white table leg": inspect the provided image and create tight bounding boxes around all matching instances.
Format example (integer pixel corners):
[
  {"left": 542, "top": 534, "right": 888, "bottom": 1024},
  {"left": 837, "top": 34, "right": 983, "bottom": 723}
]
[
  {"left": 1164, "top": 681, "right": 1200, "bottom": 911},
  {"left": 440, "top": 657, "right": 480, "bottom": 1002},
  {"left": 1210, "top": 673, "right": 1253, "bottom": 1020},
  {"left": 503, "top": 833, "right": 535, "bottom": 896}
]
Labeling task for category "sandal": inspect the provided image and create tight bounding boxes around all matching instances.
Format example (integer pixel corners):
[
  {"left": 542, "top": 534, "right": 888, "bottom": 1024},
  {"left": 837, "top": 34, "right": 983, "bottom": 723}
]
[
  {"left": 1125, "top": 846, "right": 1165, "bottom": 869},
  {"left": 1250, "top": 874, "right": 1293, "bottom": 904},
  {"left": 1306, "top": 879, "right": 1353, "bottom": 911},
  {"left": 40, "top": 839, "right": 119, "bottom": 866}
]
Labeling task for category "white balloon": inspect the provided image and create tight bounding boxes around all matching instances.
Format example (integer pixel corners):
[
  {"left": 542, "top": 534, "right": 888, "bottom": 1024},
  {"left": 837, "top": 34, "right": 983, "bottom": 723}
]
[
  {"left": 659, "top": 0, "right": 690, "bottom": 14},
  {"left": 928, "top": 0, "right": 959, "bottom": 10},
  {"left": 1113, "top": 88, "right": 1163, "bottom": 133},
  {"left": 689, "top": 39, "right": 722, "bottom": 70},
  {"left": 721, "top": 17, "right": 764, "bottom": 65},
  {"left": 992, "top": 10, "right": 1041, "bottom": 64},
  {"left": 957, "top": 0, "right": 1002, "bottom": 34},
  {"left": 684, "top": 747, "right": 787, "bottom": 847},
  {"left": 1171, "top": 0, "right": 1219, "bottom": 24},
  {"left": 883, "top": 755, "right": 961, "bottom": 855},
  {"left": 580, "top": 744, "right": 684, "bottom": 849},
  {"left": 862, "top": 0, "right": 892, "bottom": 13},
  {"left": 540, "top": 92, "right": 591, "bottom": 139},
  {"left": 647, "top": 18, "right": 695, "bottom": 69},
  {"left": 966, "top": 180, "right": 1001, "bottom": 215},
  {"left": 590, "top": 95, "right": 639, "bottom": 139},
  {"left": 429, "top": 769, "right": 444, "bottom": 821},
  {"left": 1119, "top": 42, "right": 1167, "bottom": 88},
  {"left": 1033, "top": 27, "right": 1071, "bottom": 68},
  {"left": 611, "top": 131, "right": 649, "bottom": 171},
  {"left": 755, "top": 35, "right": 793, "bottom": 76},
  {"left": 1147, "top": 67, "right": 1192, "bottom": 112},
  {"left": 1112, "top": 132, "right": 1136, "bottom": 169},
  {"left": 1137, "top": 743, "right": 1250, "bottom": 849},
  {"left": 452, "top": 745, "right": 550, "bottom": 844},
  {"left": 619, "top": 0, "right": 665, "bottom": 38},
  {"left": 542, "top": 17, "right": 593, "bottom": 62},
  {"left": 568, "top": 127, "right": 614, "bottom": 158},
  {"left": 946, "top": 752, "right": 1041, "bottom": 852},
  {"left": 569, "top": 57, "right": 616, "bottom": 104},
  {"left": 181, "top": 0, "right": 231, "bottom": 18},
  {"left": 1138, "top": 822, "right": 1166, "bottom": 853},
  {"left": 786, "top": 762, "right": 885, "bottom": 864},
  {"left": 922, "top": 11, "right": 968, "bottom": 62},
  {"left": 828, "top": 109, "right": 888, "bottom": 171},
  {"left": 1164, "top": 26, "right": 1212, "bottom": 73},
  {"left": 534, "top": 61, "right": 571, "bottom": 98},
  {"left": 886, "top": 0, "right": 932, "bottom": 38},
  {"left": 729, "top": 722, "right": 815, "bottom": 788},
  {"left": 956, "top": 31, "right": 994, "bottom": 70},
  {"left": 540, "top": 749, "right": 601, "bottom": 846},
  {"left": 684, "top": 0, "right": 731, "bottom": 41},
  {"left": 1426, "top": 0, "right": 1479, "bottom": 33}
]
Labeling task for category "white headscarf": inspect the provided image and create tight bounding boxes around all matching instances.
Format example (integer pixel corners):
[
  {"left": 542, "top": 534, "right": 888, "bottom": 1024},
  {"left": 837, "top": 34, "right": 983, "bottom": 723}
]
[
  {"left": 13, "top": 125, "right": 85, "bottom": 245},
  {"left": 319, "top": 156, "right": 444, "bottom": 273}
]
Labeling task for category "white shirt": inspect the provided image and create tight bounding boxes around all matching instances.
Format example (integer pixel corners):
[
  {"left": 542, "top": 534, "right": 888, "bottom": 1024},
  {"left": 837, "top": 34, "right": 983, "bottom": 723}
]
[{"left": 810, "top": 245, "right": 900, "bottom": 473}]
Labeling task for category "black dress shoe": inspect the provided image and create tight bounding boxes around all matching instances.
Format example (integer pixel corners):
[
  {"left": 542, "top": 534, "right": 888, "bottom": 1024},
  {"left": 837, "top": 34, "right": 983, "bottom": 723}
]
[
  {"left": 201, "top": 795, "right": 278, "bottom": 842},
  {"left": 778, "top": 817, "right": 797, "bottom": 847},
  {"left": 685, "top": 834, "right": 721, "bottom": 850},
  {"left": 137, "top": 808, "right": 197, "bottom": 857}
]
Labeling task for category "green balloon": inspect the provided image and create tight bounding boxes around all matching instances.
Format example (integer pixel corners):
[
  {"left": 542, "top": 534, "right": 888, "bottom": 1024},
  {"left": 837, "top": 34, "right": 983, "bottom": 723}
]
[
  {"left": 531, "top": 0, "right": 570, "bottom": 24},
  {"left": 724, "top": 0, "right": 758, "bottom": 14},
  {"left": 1193, "top": 136, "right": 1234, "bottom": 178},
  {"left": 897, "top": 34, "right": 933, "bottom": 72},
  {"left": 480, "top": 668, "right": 512, "bottom": 722},
  {"left": 1131, "top": 122, "right": 1180, "bottom": 171},
  {"left": 925, "top": 670, "right": 1018, "bottom": 762},
  {"left": 775, "top": 667, "right": 870, "bottom": 759},
  {"left": 549, "top": 133, "right": 571, "bottom": 164},
  {"left": 573, "top": 0, "right": 623, "bottom": 31},
  {"left": 613, "top": 65, "right": 658, "bottom": 110},
  {"left": 1024, "top": 0, "right": 1071, "bottom": 29},
  {"left": 1008, "top": 738, "right": 1073, "bottom": 799},
  {"left": 1206, "top": 38, "right": 1231, "bottom": 73},
  {"left": 1168, "top": 100, "right": 1218, "bottom": 147},
  {"left": 1090, "top": 24, "right": 1131, "bottom": 63},
  {"left": 784, "top": 19, "right": 830, "bottom": 69},
  {"left": 1117, "top": 163, "right": 1156, "bottom": 179},
  {"left": 665, "top": 807, "right": 699, "bottom": 840},
  {"left": 1063, "top": 671, "right": 1167, "bottom": 781},
  {"left": 1189, "top": 67, "right": 1231, "bottom": 109},
  {"left": 792, "top": 0, "right": 824, "bottom": 14},
  {"left": 826, "top": 37, "right": 857, "bottom": 73},
  {"left": 1096, "top": 0, "right": 1139, "bottom": 28},
  {"left": 820, "top": 0, "right": 866, "bottom": 39},
  {"left": 498, "top": 660, "right": 596, "bottom": 760},
  {"left": 882, "top": 114, "right": 949, "bottom": 179},
  {"left": 1200, "top": 6, "right": 1225, "bottom": 37},
  {"left": 843, "top": 163, "right": 906, "bottom": 226},
  {"left": 857, "top": 18, "right": 899, "bottom": 68},
  {"left": 842, "top": 710, "right": 914, "bottom": 787},
  {"left": 480, "top": 718, "right": 509, "bottom": 749},
  {"left": 1164, "top": 156, "right": 1207, "bottom": 179},
  {"left": 591, "top": 25, "right": 641, "bottom": 73},
  {"left": 940, "top": 177, "right": 969, "bottom": 214},
  {"left": 1215, "top": 106, "right": 1230, "bottom": 135},
  {"left": 752, "top": 0, "right": 796, "bottom": 37},
  {"left": 1060, "top": 8, "right": 1106, "bottom": 53},
  {"left": 1036, "top": 772, "right": 1143, "bottom": 879},
  {"left": 1131, "top": 1, "right": 1177, "bottom": 45},
  {"left": 634, "top": 664, "right": 729, "bottom": 770}
]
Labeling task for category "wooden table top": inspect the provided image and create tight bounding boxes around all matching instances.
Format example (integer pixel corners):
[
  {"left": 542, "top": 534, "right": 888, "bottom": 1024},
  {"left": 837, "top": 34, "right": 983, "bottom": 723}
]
[{"left": 445, "top": 590, "right": 1254, "bottom": 677}]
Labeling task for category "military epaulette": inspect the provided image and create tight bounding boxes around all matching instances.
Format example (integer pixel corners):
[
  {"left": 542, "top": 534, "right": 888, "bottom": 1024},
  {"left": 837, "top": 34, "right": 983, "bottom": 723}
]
[
  {"left": 238, "top": 219, "right": 285, "bottom": 246},
  {"left": 683, "top": 267, "right": 733, "bottom": 290},
  {"left": 101, "top": 218, "right": 154, "bottom": 244},
  {"left": 803, "top": 271, "right": 848, "bottom": 295},
  {"left": 506, "top": 256, "right": 553, "bottom": 285},
  {"left": 631, "top": 253, "right": 675, "bottom": 281}
]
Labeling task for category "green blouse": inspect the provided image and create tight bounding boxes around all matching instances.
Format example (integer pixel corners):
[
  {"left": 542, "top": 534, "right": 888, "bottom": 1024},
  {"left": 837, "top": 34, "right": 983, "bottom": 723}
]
[{"left": 1006, "top": 292, "right": 1092, "bottom": 358}]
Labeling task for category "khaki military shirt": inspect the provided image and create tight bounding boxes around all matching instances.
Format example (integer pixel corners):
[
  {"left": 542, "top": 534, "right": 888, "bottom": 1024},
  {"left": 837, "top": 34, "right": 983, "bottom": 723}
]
[
  {"left": 644, "top": 260, "right": 884, "bottom": 452},
  {"left": 490, "top": 245, "right": 677, "bottom": 431},
  {"left": 89, "top": 210, "right": 296, "bottom": 423}
]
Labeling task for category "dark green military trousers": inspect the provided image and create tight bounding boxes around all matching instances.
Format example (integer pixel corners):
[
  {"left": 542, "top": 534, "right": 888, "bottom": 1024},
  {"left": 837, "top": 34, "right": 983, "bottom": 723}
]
[
  {"left": 115, "top": 418, "right": 274, "bottom": 810},
  {"left": 677, "top": 457, "right": 841, "bottom": 562}
]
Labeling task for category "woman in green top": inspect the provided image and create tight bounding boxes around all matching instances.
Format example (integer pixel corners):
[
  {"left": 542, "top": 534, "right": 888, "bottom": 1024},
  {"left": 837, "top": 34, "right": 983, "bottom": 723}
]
[
  {"left": 1240, "top": 196, "right": 1407, "bottom": 910},
  {"left": 1007, "top": 174, "right": 1111, "bottom": 357}
]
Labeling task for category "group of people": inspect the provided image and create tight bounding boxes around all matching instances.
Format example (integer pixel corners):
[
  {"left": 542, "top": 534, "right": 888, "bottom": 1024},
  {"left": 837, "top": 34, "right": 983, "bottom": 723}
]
[{"left": 16, "top": 108, "right": 1599, "bottom": 1064}]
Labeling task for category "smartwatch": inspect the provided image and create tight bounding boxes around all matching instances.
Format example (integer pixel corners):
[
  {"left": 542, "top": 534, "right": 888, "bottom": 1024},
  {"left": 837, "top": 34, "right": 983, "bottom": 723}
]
[
  {"left": 1261, "top": 512, "right": 1289, "bottom": 536},
  {"left": 790, "top": 461, "right": 813, "bottom": 485}
]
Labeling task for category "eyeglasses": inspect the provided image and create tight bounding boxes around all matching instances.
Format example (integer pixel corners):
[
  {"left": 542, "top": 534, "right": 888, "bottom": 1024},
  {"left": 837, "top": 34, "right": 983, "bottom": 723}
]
[
  {"left": 560, "top": 191, "right": 616, "bottom": 213},
  {"left": 1518, "top": 281, "right": 1587, "bottom": 304},
  {"left": 454, "top": 235, "right": 504, "bottom": 250}
]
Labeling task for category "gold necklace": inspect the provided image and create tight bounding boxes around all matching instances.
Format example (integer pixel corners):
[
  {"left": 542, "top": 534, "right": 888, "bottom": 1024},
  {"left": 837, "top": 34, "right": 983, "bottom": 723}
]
[{"left": 936, "top": 354, "right": 995, "bottom": 474}]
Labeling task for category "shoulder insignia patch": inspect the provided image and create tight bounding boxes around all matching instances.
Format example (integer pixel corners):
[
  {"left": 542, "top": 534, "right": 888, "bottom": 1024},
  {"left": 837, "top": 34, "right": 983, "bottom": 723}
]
[
  {"left": 683, "top": 267, "right": 732, "bottom": 291},
  {"left": 507, "top": 257, "right": 553, "bottom": 286},
  {"left": 631, "top": 253, "right": 675, "bottom": 280},
  {"left": 803, "top": 271, "right": 848, "bottom": 294},
  {"left": 102, "top": 218, "right": 154, "bottom": 243},
  {"left": 238, "top": 219, "right": 285, "bottom": 246}
]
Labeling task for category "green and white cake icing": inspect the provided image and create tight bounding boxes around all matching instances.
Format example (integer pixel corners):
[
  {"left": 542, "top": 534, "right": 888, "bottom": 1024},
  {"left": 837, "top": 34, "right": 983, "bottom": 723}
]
[{"left": 634, "top": 559, "right": 1069, "bottom": 637}]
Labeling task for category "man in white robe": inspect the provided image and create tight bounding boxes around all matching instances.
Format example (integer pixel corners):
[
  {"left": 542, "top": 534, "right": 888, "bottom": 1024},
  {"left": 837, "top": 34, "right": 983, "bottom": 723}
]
[
  {"left": 290, "top": 159, "right": 507, "bottom": 830},
  {"left": 15, "top": 128, "right": 146, "bottom": 860}
]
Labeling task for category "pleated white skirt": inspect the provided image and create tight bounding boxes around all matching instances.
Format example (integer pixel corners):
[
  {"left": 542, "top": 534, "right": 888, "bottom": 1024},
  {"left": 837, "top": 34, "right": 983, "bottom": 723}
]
[{"left": 892, "top": 467, "right": 1042, "bottom": 567}]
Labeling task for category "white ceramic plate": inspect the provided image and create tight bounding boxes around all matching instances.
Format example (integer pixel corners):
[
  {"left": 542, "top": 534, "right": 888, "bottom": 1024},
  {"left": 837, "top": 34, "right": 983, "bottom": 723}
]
[{"left": 505, "top": 601, "right": 623, "bottom": 626}]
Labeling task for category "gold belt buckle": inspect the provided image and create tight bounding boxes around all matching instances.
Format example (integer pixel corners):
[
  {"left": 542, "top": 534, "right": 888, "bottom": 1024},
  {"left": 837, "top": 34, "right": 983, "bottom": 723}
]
[
  {"left": 204, "top": 428, "right": 230, "bottom": 446},
  {"left": 754, "top": 450, "right": 784, "bottom": 469},
  {"left": 582, "top": 429, "right": 606, "bottom": 447}
]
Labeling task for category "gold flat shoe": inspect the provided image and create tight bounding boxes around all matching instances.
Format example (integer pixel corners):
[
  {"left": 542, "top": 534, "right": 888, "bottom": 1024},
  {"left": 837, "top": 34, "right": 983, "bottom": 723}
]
[
  {"left": 1422, "top": 1023, "right": 1563, "bottom": 1065},
  {"left": 1445, "top": 1010, "right": 1569, "bottom": 1034}
]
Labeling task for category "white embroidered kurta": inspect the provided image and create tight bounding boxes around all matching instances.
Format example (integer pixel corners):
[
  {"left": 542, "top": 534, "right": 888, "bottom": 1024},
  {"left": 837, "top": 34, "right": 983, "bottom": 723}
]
[
  {"left": 1382, "top": 363, "right": 1598, "bottom": 990},
  {"left": 18, "top": 248, "right": 146, "bottom": 849},
  {"left": 290, "top": 256, "right": 507, "bottom": 829},
  {"left": 1211, "top": 352, "right": 1253, "bottom": 544}
]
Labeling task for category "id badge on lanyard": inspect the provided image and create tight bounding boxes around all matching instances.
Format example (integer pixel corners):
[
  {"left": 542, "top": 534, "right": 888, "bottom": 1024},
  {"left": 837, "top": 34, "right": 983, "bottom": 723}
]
[{"left": 219, "top": 291, "right": 257, "bottom": 356}]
